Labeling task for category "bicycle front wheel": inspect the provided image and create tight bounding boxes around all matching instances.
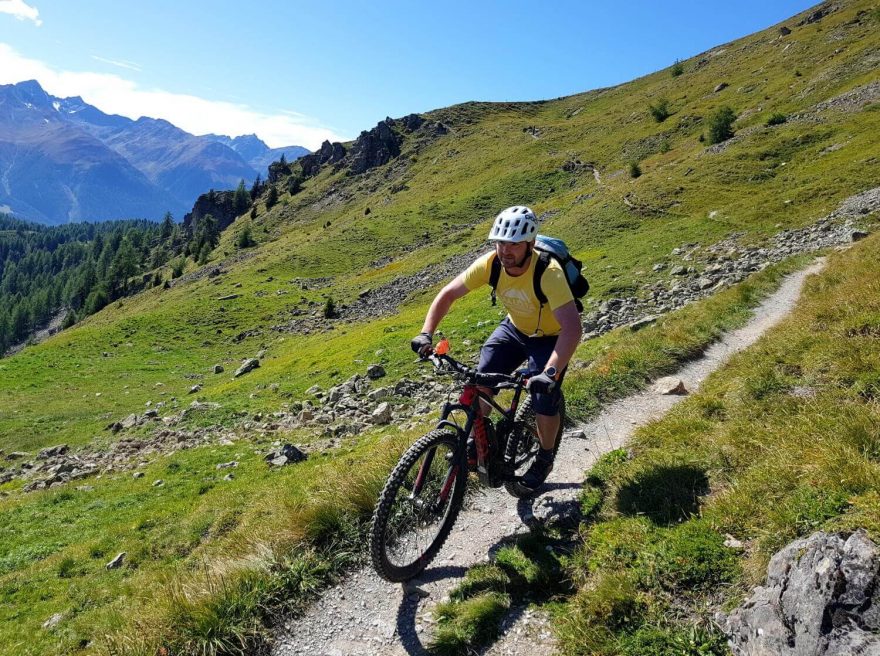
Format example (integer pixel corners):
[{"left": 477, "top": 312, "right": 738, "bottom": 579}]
[{"left": 369, "top": 429, "right": 467, "bottom": 582}]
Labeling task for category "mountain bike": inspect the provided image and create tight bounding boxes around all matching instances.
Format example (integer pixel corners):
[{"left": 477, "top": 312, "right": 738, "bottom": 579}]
[{"left": 369, "top": 339, "right": 565, "bottom": 583}]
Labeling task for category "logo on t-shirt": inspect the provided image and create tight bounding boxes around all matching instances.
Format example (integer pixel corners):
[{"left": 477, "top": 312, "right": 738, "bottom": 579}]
[{"left": 500, "top": 288, "right": 537, "bottom": 314}]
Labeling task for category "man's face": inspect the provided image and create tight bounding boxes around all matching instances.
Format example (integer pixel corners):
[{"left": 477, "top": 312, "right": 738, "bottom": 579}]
[{"left": 495, "top": 240, "right": 531, "bottom": 270}]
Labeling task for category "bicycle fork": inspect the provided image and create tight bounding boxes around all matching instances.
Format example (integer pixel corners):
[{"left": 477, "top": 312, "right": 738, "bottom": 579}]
[{"left": 410, "top": 446, "right": 459, "bottom": 510}]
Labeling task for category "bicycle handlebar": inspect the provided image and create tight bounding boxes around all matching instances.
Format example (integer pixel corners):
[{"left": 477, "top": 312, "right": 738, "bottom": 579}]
[{"left": 425, "top": 352, "right": 526, "bottom": 390}]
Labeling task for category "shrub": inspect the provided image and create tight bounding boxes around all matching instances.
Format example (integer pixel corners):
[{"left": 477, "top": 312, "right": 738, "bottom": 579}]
[
  {"left": 766, "top": 113, "right": 787, "bottom": 126},
  {"left": 671, "top": 59, "right": 684, "bottom": 77},
  {"left": 236, "top": 222, "right": 256, "bottom": 249},
  {"left": 629, "top": 161, "right": 642, "bottom": 178},
  {"left": 649, "top": 98, "right": 671, "bottom": 123},
  {"left": 707, "top": 106, "right": 736, "bottom": 144},
  {"left": 170, "top": 256, "right": 186, "bottom": 279}
]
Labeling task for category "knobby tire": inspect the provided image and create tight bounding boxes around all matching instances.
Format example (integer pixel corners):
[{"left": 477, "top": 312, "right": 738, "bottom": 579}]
[{"left": 370, "top": 429, "right": 467, "bottom": 582}]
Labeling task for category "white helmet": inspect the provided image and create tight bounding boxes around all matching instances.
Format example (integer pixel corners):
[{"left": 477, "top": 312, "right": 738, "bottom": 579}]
[{"left": 488, "top": 206, "right": 538, "bottom": 243}]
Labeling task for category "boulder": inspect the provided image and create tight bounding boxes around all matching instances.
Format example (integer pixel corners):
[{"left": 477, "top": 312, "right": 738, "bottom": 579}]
[
  {"left": 265, "top": 444, "right": 307, "bottom": 467},
  {"left": 724, "top": 530, "right": 880, "bottom": 655},
  {"left": 37, "top": 445, "right": 68, "bottom": 460},
  {"left": 234, "top": 358, "right": 260, "bottom": 378},
  {"left": 372, "top": 402, "right": 392, "bottom": 425},
  {"left": 106, "top": 552, "right": 126, "bottom": 570},
  {"left": 213, "top": 364, "right": 225, "bottom": 374},
  {"left": 367, "top": 364, "right": 386, "bottom": 380}
]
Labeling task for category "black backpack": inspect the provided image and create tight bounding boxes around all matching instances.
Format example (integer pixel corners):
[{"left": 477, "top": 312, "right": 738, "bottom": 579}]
[{"left": 489, "top": 235, "right": 589, "bottom": 312}]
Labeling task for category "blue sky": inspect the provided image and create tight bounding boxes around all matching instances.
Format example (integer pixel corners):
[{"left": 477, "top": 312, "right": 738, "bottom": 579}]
[{"left": 0, "top": 0, "right": 819, "bottom": 149}]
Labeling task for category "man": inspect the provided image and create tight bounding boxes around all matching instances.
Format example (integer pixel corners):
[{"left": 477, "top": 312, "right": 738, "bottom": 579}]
[{"left": 411, "top": 206, "right": 582, "bottom": 495}]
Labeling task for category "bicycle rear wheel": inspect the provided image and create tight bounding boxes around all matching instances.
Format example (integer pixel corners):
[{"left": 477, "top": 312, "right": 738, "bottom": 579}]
[
  {"left": 503, "top": 395, "right": 565, "bottom": 498},
  {"left": 370, "top": 429, "right": 467, "bottom": 582}
]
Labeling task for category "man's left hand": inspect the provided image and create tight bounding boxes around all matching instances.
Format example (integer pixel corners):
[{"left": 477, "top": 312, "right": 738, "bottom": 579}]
[{"left": 527, "top": 371, "right": 557, "bottom": 394}]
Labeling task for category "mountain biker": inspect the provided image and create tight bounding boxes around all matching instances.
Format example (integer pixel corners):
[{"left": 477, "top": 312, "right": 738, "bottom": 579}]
[{"left": 411, "top": 206, "right": 582, "bottom": 495}]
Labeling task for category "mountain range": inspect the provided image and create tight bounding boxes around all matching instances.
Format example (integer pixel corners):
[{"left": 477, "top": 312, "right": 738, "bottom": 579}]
[{"left": 0, "top": 80, "right": 308, "bottom": 225}]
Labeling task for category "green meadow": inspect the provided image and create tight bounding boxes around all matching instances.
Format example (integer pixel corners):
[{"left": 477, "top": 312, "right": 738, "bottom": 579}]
[{"left": 0, "top": 1, "right": 878, "bottom": 653}]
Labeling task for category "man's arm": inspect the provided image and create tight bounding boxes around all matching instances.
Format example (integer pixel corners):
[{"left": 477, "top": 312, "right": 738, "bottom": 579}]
[
  {"left": 545, "top": 301, "right": 582, "bottom": 372},
  {"left": 421, "top": 274, "right": 470, "bottom": 335}
]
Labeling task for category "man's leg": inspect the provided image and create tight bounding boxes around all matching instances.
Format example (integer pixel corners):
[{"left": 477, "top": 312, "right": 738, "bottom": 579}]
[
  {"left": 517, "top": 335, "right": 567, "bottom": 493},
  {"left": 536, "top": 412, "right": 560, "bottom": 451}
]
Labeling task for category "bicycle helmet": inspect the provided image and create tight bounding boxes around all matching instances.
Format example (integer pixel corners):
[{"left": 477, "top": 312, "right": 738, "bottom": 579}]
[{"left": 488, "top": 206, "right": 538, "bottom": 243}]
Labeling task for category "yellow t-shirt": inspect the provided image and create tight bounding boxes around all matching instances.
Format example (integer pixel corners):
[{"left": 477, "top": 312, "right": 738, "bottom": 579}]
[{"left": 462, "top": 251, "right": 574, "bottom": 337}]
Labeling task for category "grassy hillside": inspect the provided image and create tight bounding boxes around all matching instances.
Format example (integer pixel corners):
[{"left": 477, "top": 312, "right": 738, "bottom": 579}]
[{"left": 0, "top": 0, "right": 878, "bottom": 653}]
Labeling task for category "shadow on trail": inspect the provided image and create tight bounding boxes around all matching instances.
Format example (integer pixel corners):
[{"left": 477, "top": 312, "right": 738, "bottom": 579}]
[
  {"left": 394, "top": 482, "right": 583, "bottom": 655},
  {"left": 395, "top": 565, "right": 467, "bottom": 656}
]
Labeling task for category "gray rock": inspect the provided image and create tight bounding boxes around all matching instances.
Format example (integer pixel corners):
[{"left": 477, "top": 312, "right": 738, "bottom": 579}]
[
  {"left": 234, "top": 358, "right": 260, "bottom": 377},
  {"left": 121, "top": 414, "right": 139, "bottom": 429},
  {"left": 42, "top": 612, "right": 64, "bottom": 630},
  {"left": 106, "top": 552, "right": 126, "bottom": 570},
  {"left": 714, "top": 82, "right": 729, "bottom": 93},
  {"left": 37, "top": 445, "right": 68, "bottom": 459},
  {"left": 265, "top": 444, "right": 307, "bottom": 467},
  {"left": 670, "top": 265, "right": 688, "bottom": 276},
  {"left": 152, "top": 479, "right": 164, "bottom": 487},
  {"left": 368, "top": 387, "right": 390, "bottom": 401},
  {"left": 629, "top": 316, "right": 658, "bottom": 331},
  {"left": 367, "top": 364, "right": 386, "bottom": 380},
  {"left": 213, "top": 364, "right": 225, "bottom": 374},
  {"left": 371, "top": 402, "right": 392, "bottom": 425},
  {"left": 188, "top": 384, "right": 202, "bottom": 394},
  {"left": 852, "top": 230, "right": 869, "bottom": 242},
  {"left": 724, "top": 530, "right": 880, "bottom": 656},
  {"left": 654, "top": 377, "right": 688, "bottom": 395},
  {"left": 216, "top": 461, "right": 238, "bottom": 470}
]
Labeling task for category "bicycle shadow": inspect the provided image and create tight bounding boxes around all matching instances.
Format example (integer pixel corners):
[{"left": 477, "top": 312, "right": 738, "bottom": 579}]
[
  {"left": 394, "top": 565, "right": 466, "bottom": 656},
  {"left": 393, "top": 482, "right": 583, "bottom": 655}
]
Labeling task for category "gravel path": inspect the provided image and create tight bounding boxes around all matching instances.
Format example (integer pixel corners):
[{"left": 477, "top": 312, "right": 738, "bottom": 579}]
[{"left": 271, "top": 259, "right": 826, "bottom": 656}]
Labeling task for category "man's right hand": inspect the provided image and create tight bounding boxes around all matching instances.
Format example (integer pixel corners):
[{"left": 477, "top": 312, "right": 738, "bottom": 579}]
[{"left": 411, "top": 332, "right": 433, "bottom": 356}]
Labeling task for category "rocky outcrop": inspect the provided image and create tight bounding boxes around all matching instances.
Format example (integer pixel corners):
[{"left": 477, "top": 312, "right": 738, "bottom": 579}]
[
  {"left": 294, "top": 113, "right": 446, "bottom": 182},
  {"left": 724, "top": 530, "right": 880, "bottom": 655},
  {"left": 182, "top": 189, "right": 238, "bottom": 233},
  {"left": 347, "top": 119, "right": 404, "bottom": 175},
  {"left": 297, "top": 140, "right": 347, "bottom": 177}
]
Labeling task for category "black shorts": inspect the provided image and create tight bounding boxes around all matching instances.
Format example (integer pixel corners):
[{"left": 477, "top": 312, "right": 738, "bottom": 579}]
[{"left": 477, "top": 318, "right": 566, "bottom": 416}]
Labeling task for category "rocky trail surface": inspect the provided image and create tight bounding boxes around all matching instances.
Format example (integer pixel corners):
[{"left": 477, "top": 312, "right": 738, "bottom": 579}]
[{"left": 270, "top": 260, "right": 827, "bottom": 655}]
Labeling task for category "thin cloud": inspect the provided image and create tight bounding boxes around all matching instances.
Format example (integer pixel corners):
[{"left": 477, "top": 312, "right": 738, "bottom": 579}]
[
  {"left": 0, "top": 43, "right": 347, "bottom": 149},
  {"left": 90, "top": 54, "right": 142, "bottom": 72},
  {"left": 0, "top": 0, "right": 42, "bottom": 26}
]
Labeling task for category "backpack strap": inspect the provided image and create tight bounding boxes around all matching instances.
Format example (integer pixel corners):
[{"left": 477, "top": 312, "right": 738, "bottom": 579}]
[
  {"left": 489, "top": 253, "right": 501, "bottom": 306},
  {"left": 533, "top": 252, "right": 550, "bottom": 308}
]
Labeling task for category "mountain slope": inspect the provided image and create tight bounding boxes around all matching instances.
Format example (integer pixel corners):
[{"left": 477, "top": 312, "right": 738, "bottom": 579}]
[{"left": 0, "top": 0, "right": 878, "bottom": 653}]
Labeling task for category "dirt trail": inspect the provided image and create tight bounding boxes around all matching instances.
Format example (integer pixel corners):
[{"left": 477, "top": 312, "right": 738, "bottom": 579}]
[{"left": 272, "top": 259, "right": 826, "bottom": 656}]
